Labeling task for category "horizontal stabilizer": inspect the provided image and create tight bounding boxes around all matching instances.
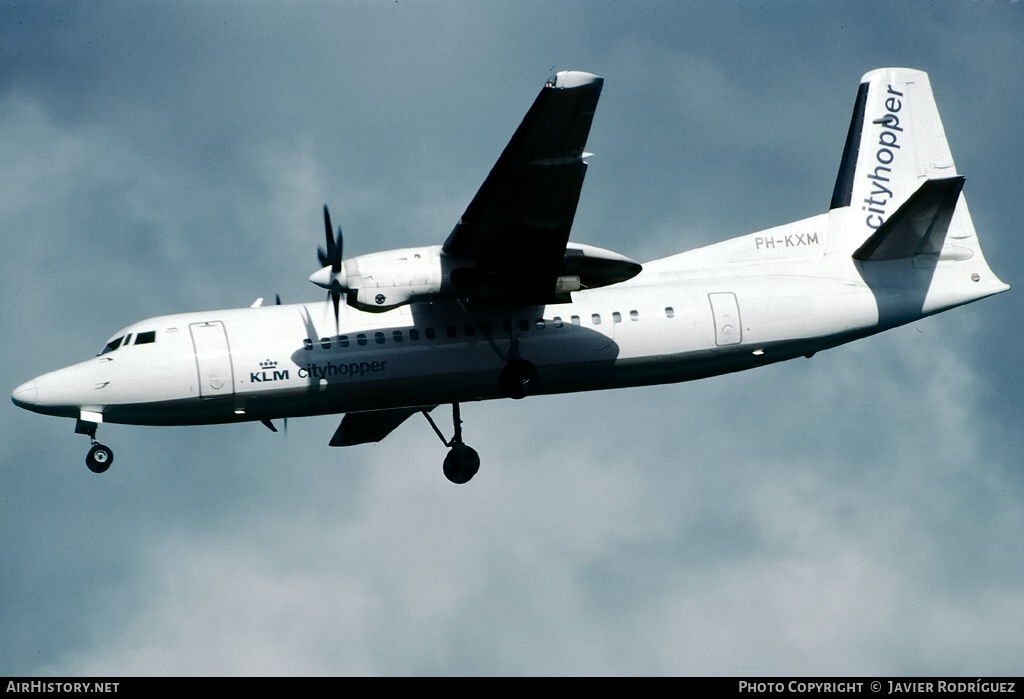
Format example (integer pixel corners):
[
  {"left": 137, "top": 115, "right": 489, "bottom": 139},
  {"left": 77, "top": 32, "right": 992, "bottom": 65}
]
[
  {"left": 853, "top": 176, "right": 964, "bottom": 261},
  {"left": 329, "top": 406, "right": 435, "bottom": 447}
]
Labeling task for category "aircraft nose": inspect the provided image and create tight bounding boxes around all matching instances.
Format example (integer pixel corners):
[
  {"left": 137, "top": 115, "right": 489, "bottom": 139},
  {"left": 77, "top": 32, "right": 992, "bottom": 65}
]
[
  {"left": 11, "top": 364, "right": 98, "bottom": 418},
  {"left": 11, "top": 379, "right": 39, "bottom": 408}
]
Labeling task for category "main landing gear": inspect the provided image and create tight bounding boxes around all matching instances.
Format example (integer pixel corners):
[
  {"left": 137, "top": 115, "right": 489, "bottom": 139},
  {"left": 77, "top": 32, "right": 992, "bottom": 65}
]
[
  {"left": 497, "top": 314, "right": 537, "bottom": 400},
  {"left": 423, "top": 403, "right": 480, "bottom": 484},
  {"left": 499, "top": 357, "right": 537, "bottom": 400},
  {"left": 461, "top": 303, "right": 537, "bottom": 400},
  {"left": 76, "top": 419, "right": 114, "bottom": 474}
]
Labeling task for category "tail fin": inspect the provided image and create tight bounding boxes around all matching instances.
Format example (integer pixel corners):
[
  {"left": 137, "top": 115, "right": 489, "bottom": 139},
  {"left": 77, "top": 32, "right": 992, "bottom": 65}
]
[
  {"left": 829, "top": 68, "right": 1008, "bottom": 309},
  {"left": 831, "top": 68, "right": 956, "bottom": 214},
  {"left": 828, "top": 68, "right": 959, "bottom": 256}
]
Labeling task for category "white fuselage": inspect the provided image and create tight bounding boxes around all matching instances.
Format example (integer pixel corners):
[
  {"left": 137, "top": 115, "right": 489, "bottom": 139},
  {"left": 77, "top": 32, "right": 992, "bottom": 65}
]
[{"left": 12, "top": 212, "right": 1007, "bottom": 428}]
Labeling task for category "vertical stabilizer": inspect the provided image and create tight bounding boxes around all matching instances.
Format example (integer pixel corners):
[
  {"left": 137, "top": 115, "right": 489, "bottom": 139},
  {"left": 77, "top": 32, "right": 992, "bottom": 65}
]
[
  {"left": 828, "top": 68, "right": 1008, "bottom": 314},
  {"left": 827, "top": 68, "right": 958, "bottom": 256}
]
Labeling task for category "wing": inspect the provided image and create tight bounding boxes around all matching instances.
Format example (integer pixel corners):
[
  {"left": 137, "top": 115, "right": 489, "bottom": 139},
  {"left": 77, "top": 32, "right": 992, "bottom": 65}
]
[{"left": 443, "top": 71, "right": 604, "bottom": 306}]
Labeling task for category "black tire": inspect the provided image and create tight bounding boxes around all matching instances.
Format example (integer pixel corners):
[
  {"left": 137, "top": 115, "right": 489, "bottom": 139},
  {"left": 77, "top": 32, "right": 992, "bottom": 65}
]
[
  {"left": 86, "top": 444, "right": 113, "bottom": 474},
  {"left": 499, "top": 358, "right": 537, "bottom": 400},
  {"left": 443, "top": 443, "right": 480, "bottom": 484}
]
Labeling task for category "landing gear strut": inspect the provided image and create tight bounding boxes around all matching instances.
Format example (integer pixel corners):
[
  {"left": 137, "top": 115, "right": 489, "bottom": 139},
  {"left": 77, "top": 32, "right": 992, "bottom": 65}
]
[
  {"left": 423, "top": 403, "right": 480, "bottom": 484},
  {"left": 498, "top": 314, "right": 537, "bottom": 400},
  {"left": 76, "top": 419, "right": 114, "bottom": 474},
  {"left": 457, "top": 302, "right": 538, "bottom": 400}
]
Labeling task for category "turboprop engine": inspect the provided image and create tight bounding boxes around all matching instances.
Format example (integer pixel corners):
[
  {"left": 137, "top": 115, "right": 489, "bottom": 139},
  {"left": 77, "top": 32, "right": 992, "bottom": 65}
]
[
  {"left": 309, "top": 245, "right": 445, "bottom": 312},
  {"left": 309, "top": 240, "right": 642, "bottom": 313},
  {"left": 310, "top": 204, "right": 642, "bottom": 314}
]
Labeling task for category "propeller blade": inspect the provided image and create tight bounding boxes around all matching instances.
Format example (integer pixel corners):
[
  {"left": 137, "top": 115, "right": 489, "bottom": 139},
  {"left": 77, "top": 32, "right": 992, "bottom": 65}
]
[
  {"left": 320, "top": 205, "right": 337, "bottom": 269},
  {"left": 319, "top": 204, "right": 343, "bottom": 273},
  {"left": 333, "top": 225, "right": 343, "bottom": 273},
  {"left": 316, "top": 204, "right": 345, "bottom": 332},
  {"left": 323, "top": 204, "right": 336, "bottom": 255}
]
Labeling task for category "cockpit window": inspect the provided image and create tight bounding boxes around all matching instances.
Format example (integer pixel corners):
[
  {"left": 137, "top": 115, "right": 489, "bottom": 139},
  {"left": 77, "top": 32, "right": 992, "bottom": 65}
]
[
  {"left": 101, "top": 336, "right": 124, "bottom": 354},
  {"left": 101, "top": 330, "right": 156, "bottom": 354}
]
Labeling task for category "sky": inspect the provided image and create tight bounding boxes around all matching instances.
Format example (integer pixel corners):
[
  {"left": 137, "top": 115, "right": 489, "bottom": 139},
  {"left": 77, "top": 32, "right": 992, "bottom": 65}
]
[{"left": 2, "top": 0, "right": 1022, "bottom": 677}]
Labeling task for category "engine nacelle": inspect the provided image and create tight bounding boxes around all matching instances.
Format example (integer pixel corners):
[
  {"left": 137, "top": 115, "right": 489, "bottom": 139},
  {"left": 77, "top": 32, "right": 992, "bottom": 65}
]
[
  {"left": 339, "top": 245, "right": 444, "bottom": 312},
  {"left": 561, "top": 243, "right": 642, "bottom": 289},
  {"left": 310, "top": 241, "right": 641, "bottom": 312}
]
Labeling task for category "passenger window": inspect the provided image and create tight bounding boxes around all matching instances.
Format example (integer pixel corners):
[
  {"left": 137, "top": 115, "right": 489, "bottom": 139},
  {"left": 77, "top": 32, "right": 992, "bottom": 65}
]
[
  {"left": 303, "top": 338, "right": 313, "bottom": 351},
  {"left": 425, "top": 327, "right": 436, "bottom": 340},
  {"left": 535, "top": 318, "right": 545, "bottom": 330},
  {"left": 446, "top": 325, "right": 457, "bottom": 339},
  {"left": 630, "top": 310, "right": 639, "bottom": 321},
  {"left": 339, "top": 335, "right": 350, "bottom": 348},
  {"left": 502, "top": 320, "right": 512, "bottom": 333},
  {"left": 135, "top": 331, "right": 156, "bottom": 345},
  {"left": 392, "top": 330, "right": 403, "bottom": 343},
  {"left": 480, "top": 322, "right": 493, "bottom": 336},
  {"left": 320, "top": 337, "right": 331, "bottom": 349},
  {"left": 518, "top": 318, "right": 529, "bottom": 332},
  {"left": 357, "top": 333, "right": 368, "bottom": 346},
  {"left": 553, "top": 317, "right": 563, "bottom": 328},
  {"left": 409, "top": 328, "right": 420, "bottom": 341},
  {"left": 665, "top": 307, "right": 675, "bottom": 318},
  {"left": 571, "top": 315, "right": 581, "bottom": 326},
  {"left": 592, "top": 313, "right": 602, "bottom": 325},
  {"left": 612, "top": 312, "right": 622, "bottom": 323},
  {"left": 375, "top": 332, "right": 385, "bottom": 345},
  {"left": 464, "top": 324, "right": 475, "bottom": 337}
]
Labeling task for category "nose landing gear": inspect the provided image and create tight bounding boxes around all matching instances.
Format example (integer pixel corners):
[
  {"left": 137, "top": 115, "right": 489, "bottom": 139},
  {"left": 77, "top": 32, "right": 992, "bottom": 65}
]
[
  {"left": 76, "top": 418, "right": 114, "bottom": 474},
  {"left": 86, "top": 443, "right": 114, "bottom": 473}
]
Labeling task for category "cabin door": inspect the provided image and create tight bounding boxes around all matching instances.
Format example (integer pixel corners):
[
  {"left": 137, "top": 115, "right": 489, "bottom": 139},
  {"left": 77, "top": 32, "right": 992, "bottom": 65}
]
[
  {"left": 189, "top": 321, "right": 235, "bottom": 398},
  {"left": 708, "top": 292, "right": 743, "bottom": 346}
]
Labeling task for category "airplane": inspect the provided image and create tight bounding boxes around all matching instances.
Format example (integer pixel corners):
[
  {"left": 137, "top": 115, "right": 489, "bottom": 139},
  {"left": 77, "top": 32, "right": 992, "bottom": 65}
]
[{"left": 11, "top": 67, "right": 1010, "bottom": 484}]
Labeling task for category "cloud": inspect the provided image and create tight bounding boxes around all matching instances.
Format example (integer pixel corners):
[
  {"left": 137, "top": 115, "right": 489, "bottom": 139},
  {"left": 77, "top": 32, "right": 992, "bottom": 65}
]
[{"left": 3, "top": 1, "right": 1023, "bottom": 678}]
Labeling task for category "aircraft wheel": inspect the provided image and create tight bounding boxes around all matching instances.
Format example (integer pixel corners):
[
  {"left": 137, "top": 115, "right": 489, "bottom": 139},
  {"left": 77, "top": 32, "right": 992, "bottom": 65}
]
[
  {"left": 86, "top": 444, "right": 114, "bottom": 474},
  {"left": 499, "top": 358, "right": 537, "bottom": 400},
  {"left": 443, "top": 443, "right": 480, "bottom": 484}
]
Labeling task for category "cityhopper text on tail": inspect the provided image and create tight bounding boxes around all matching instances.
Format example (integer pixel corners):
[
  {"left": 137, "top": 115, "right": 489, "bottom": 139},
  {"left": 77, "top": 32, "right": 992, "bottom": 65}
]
[{"left": 12, "top": 68, "right": 1009, "bottom": 483}]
